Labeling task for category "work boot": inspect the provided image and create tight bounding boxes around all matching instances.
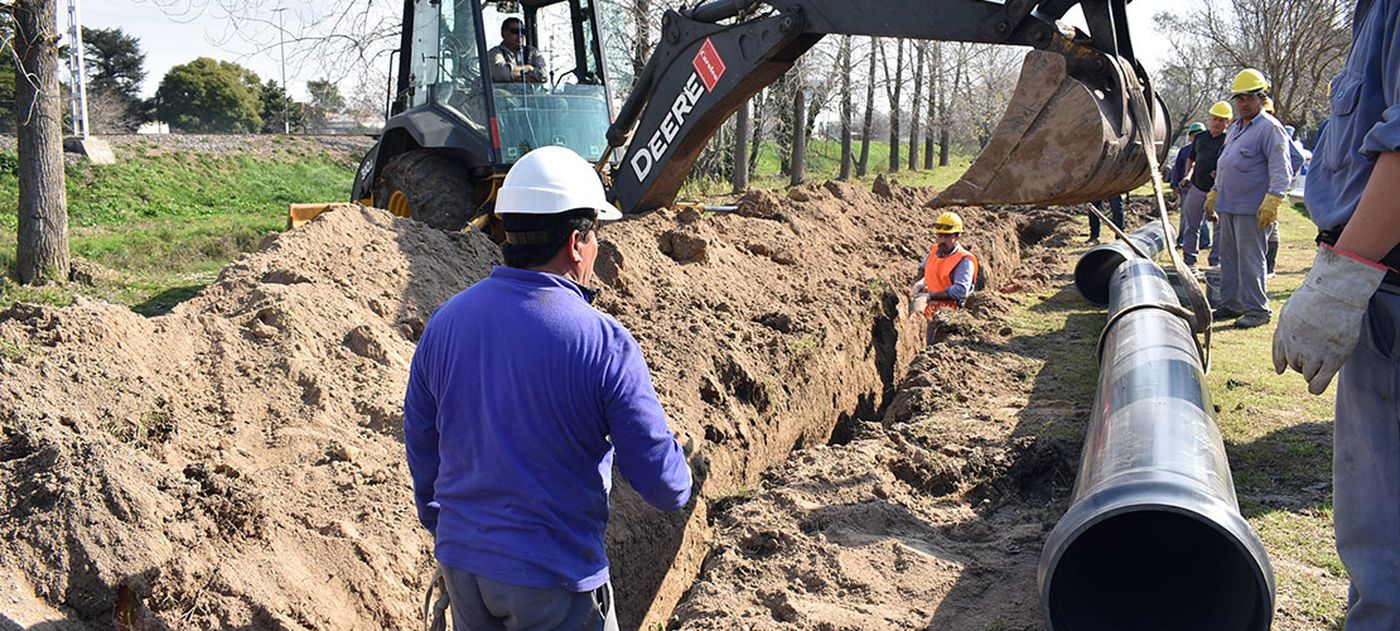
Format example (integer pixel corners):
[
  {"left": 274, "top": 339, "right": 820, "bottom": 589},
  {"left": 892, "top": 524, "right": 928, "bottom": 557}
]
[
  {"left": 1233, "top": 312, "right": 1271, "bottom": 329},
  {"left": 1212, "top": 307, "right": 1244, "bottom": 320}
]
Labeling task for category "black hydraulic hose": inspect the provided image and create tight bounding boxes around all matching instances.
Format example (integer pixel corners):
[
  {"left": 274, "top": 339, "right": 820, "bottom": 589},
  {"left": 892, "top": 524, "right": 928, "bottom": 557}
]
[
  {"left": 1039, "top": 258, "right": 1274, "bottom": 631},
  {"left": 1072, "top": 221, "right": 1169, "bottom": 305},
  {"left": 684, "top": 0, "right": 759, "bottom": 23}
]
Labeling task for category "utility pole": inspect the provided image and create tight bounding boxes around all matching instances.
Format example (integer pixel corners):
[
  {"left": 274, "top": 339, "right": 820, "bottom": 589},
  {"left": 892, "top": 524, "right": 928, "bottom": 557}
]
[
  {"left": 274, "top": 7, "right": 289, "bottom": 134},
  {"left": 64, "top": 0, "right": 89, "bottom": 137}
]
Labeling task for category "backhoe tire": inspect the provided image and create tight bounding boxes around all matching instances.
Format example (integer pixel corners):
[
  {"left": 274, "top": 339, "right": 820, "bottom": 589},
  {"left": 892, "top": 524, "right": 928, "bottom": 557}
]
[{"left": 373, "top": 151, "right": 475, "bottom": 231}]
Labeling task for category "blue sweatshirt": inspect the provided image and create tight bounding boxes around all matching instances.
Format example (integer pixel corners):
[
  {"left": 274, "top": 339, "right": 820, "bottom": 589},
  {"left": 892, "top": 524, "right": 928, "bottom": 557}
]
[
  {"left": 404, "top": 267, "right": 692, "bottom": 592},
  {"left": 1305, "top": 0, "right": 1400, "bottom": 231}
]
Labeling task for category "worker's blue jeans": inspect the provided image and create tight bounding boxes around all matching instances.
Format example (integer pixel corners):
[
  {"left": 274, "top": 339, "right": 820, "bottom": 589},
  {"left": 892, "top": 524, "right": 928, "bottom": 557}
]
[
  {"left": 1334, "top": 289, "right": 1400, "bottom": 630},
  {"left": 440, "top": 564, "right": 619, "bottom": 631}
]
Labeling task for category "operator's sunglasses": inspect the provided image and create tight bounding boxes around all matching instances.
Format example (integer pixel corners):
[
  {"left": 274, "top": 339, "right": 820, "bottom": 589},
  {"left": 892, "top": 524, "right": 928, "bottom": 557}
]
[{"left": 507, "top": 27, "right": 524, "bottom": 35}]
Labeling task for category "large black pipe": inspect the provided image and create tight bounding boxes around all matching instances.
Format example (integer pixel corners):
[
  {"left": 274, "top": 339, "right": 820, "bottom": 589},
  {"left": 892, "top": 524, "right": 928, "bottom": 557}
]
[
  {"left": 1072, "top": 221, "right": 1169, "bottom": 305},
  {"left": 1040, "top": 259, "right": 1274, "bottom": 630}
]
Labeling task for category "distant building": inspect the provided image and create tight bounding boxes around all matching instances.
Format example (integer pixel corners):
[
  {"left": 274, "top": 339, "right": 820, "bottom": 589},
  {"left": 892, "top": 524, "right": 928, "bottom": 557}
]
[{"left": 137, "top": 120, "right": 170, "bottom": 134}]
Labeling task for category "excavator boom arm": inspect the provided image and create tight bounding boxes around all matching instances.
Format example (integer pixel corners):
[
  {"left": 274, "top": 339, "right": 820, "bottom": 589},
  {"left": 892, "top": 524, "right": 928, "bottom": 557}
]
[{"left": 607, "top": 0, "right": 1166, "bottom": 213}]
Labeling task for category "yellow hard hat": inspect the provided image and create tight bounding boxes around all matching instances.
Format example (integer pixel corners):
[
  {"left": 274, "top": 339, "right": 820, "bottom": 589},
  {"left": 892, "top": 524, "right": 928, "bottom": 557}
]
[
  {"left": 1263, "top": 96, "right": 1275, "bottom": 114},
  {"left": 1209, "top": 100, "right": 1234, "bottom": 120},
  {"left": 934, "top": 211, "right": 964, "bottom": 234},
  {"left": 1231, "top": 68, "right": 1270, "bottom": 96}
]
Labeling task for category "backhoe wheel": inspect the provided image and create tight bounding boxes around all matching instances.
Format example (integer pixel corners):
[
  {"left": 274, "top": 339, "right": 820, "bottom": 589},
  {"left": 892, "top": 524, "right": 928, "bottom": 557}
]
[{"left": 373, "top": 150, "right": 475, "bottom": 231}]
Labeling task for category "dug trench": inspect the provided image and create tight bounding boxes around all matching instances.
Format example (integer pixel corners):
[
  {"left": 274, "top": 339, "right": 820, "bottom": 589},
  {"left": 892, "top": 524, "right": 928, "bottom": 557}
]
[{"left": 0, "top": 177, "right": 1086, "bottom": 629}]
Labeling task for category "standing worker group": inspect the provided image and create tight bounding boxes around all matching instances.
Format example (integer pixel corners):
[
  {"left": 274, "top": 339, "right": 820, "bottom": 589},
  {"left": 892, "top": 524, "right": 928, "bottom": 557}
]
[
  {"left": 404, "top": 146, "right": 693, "bottom": 630},
  {"left": 1273, "top": 0, "right": 1400, "bottom": 628},
  {"left": 911, "top": 211, "right": 979, "bottom": 347},
  {"left": 1205, "top": 69, "right": 1292, "bottom": 328}
]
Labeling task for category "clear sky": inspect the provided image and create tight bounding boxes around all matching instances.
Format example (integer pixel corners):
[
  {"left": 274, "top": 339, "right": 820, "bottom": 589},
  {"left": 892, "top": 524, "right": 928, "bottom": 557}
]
[{"left": 79, "top": 0, "right": 1176, "bottom": 103}]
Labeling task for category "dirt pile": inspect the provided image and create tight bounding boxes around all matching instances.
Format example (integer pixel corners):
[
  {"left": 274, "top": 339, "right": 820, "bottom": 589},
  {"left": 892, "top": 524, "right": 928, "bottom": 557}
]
[
  {"left": 1, "top": 179, "right": 1066, "bottom": 629},
  {"left": 1, "top": 206, "right": 499, "bottom": 629}
]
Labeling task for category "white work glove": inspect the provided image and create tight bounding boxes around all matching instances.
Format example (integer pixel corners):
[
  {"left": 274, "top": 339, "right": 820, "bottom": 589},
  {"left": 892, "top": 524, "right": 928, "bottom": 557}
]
[
  {"left": 910, "top": 279, "right": 930, "bottom": 318},
  {"left": 1272, "top": 245, "right": 1387, "bottom": 394}
]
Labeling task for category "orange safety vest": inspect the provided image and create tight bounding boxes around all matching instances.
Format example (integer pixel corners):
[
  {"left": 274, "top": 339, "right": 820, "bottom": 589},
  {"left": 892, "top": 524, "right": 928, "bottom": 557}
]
[{"left": 923, "top": 244, "right": 979, "bottom": 319}]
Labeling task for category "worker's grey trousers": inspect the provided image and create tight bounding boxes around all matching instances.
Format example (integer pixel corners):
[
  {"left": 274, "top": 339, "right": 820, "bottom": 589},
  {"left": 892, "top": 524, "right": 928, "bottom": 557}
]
[
  {"left": 1181, "top": 185, "right": 1218, "bottom": 266},
  {"left": 440, "top": 564, "right": 619, "bottom": 631},
  {"left": 1214, "top": 212, "right": 1271, "bottom": 316},
  {"left": 1334, "top": 290, "right": 1400, "bottom": 630}
]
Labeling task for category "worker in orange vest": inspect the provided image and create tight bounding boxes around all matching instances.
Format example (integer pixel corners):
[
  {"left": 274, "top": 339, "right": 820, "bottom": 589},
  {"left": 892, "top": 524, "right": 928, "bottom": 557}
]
[{"left": 911, "top": 211, "right": 980, "bottom": 346}]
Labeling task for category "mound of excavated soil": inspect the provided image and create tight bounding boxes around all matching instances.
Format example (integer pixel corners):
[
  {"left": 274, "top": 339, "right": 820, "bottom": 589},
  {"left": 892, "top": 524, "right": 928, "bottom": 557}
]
[
  {"left": 1, "top": 207, "right": 499, "bottom": 629},
  {"left": 1, "top": 179, "right": 1062, "bottom": 629}
]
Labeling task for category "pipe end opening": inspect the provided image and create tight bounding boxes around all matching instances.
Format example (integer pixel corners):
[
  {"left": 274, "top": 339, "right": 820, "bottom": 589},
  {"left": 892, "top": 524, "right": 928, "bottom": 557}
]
[{"left": 1047, "top": 511, "right": 1270, "bottom": 631}]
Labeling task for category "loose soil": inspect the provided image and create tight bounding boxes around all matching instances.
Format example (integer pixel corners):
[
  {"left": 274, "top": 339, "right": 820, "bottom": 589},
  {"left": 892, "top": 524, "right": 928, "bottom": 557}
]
[{"left": 2, "top": 178, "right": 1091, "bottom": 630}]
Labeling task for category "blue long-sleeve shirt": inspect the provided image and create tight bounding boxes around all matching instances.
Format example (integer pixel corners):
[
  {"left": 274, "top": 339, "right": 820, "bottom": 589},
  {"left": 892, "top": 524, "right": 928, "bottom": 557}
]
[
  {"left": 1305, "top": 0, "right": 1400, "bottom": 230},
  {"left": 1214, "top": 112, "right": 1293, "bottom": 215},
  {"left": 404, "top": 267, "right": 692, "bottom": 592},
  {"left": 1171, "top": 142, "right": 1195, "bottom": 190}
]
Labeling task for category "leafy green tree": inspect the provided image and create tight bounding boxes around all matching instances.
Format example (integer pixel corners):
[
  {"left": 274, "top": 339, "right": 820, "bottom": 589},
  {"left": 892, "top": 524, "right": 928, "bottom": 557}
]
[
  {"left": 305, "top": 78, "right": 343, "bottom": 129},
  {"left": 82, "top": 27, "right": 144, "bottom": 100},
  {"left": 155, "top": 57, "right": 262, "bottom": 132},
  {"left": 80, "top": 27, "right": 146, "bottom": 130},
  {"left": 259, "top": 79, "right": 306, "bottom": 133}
]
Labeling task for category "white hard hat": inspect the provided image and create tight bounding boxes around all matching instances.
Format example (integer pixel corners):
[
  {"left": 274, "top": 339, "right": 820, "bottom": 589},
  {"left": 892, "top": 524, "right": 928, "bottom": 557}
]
[{"left": 497, "top": 146, "right": 622, "bottom": 219}]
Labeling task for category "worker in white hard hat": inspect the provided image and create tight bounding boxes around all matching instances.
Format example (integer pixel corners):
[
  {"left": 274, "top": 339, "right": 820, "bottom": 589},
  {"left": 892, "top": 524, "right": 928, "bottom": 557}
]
[
  {"left": 404, "top": 146, "right": 692, "bottom": 631},
  {"left": 1273, "top": 1, "right": 1400, "bottom": 627},
  {"left": 911, "top": 211, "right": 981, "bottom": 347},
  {"left": 1203, "top": 68, "right": 1292, "bottom": 328}
]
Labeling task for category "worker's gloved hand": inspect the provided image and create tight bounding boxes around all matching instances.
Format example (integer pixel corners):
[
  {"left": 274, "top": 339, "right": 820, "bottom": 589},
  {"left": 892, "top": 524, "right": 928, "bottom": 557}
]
[
  {"left": 1204, "top": 190, "right": 1218, "bottom": 221},
  {"left": 1273, "top": 245, "right": 1387, "bottom": 395},
  {"left": 909, "top": 279, "right": 929, "bottom": 318},
  {"left": 1256, "top": 193, "right": 1283, "bottom": 229},
  {"left": 679, "top": 434, "right": 708, "bottom": 484}
]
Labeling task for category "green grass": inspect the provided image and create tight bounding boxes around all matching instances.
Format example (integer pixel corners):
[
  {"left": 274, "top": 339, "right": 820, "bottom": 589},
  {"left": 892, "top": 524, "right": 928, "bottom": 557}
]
[
  {"left": 0, "top": 144, "right": 354, "bottom": 314},
  {"left": 679, "top": 139, "right": 976, "bottom": 200},
  {"left": 1205, "top": 201, "right": 1348, "bottom": 628},
  {"left": 1000, "top": 200, "right": 1347, "bottom": 627}
]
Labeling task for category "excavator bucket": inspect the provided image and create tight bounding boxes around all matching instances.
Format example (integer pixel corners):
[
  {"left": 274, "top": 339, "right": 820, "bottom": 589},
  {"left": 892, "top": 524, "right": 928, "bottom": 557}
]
[{"left": 932, "top": 49, "right": 1167, "bottom": 208}]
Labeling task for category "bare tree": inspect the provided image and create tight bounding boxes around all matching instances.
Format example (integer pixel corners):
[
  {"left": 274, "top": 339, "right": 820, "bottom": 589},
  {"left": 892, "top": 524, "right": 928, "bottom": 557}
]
[
  {"left": 907, "top": 42, "right": 924, "bottom": 171},
  {"left": 838, "top": 35, "right": 852, "bottom": 180},
  {"left": 857, "top": 37, "right": 877, "bottom": 177},
  {"left": 1155, "top": 0, "right": 1351, "bottom": 130},
  {"left": 938, "top": 43, "right": 957, "bottom": 166},
  {"left": 11, "top": 0, "right": 69, "bottom": 284},
  {"left": 923, "top": 43, "right": 938, "bottom": 169},
  {"left": 880, "top": 38, "right": 905, "bottom": 172},
  {"left": 733, "top": 99, "right": 751, "bottom": 191},
  {"left": 789, "top": 86, "right": 805, "bottom": 186}
]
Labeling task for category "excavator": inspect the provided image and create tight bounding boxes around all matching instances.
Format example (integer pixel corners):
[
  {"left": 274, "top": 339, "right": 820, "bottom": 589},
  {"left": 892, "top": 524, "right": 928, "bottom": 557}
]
[{"left": 330, "top": 0, "right": 1169, "bottom": 233}]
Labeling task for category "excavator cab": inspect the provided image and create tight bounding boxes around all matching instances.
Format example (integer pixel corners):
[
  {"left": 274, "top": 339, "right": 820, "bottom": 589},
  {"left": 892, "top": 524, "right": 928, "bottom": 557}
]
[{"left": 350, "top": 0, "right": 616, "bottom": 230}]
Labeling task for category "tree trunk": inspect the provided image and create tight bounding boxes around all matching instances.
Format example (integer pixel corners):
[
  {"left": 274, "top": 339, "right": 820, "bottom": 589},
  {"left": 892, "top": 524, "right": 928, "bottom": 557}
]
[
  {"left": 885, "top": 39, "right": 904, "bottom": 173},
  {"left": 908, "top": 43, "right": 923, "bottom": 171},
  {"left": 733, "top": 99, "right": 751, "bottom": 192},
  {"left": 630, "top": 0, "right": 652, "bottom": 79},
  {"left": 938, "top": 46, "right": 956, "bottom": 167},
  {"left": 13, "top": 0, "right": 69, "bottom": 285},
  {"left": 857, "top": 37, "right": 876, "bottom": 177},
  {"left": 748, "top": 90, "right": 763, "bottom": 180},
  {"left": 790, "top": 87, "right": 806, "bottom": 187},
  {"left": 839, "top": 36, "right": 852, "bottom": 181},
  {"left": 924, "top": 56, "right": 937, "bottom": 169}
]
